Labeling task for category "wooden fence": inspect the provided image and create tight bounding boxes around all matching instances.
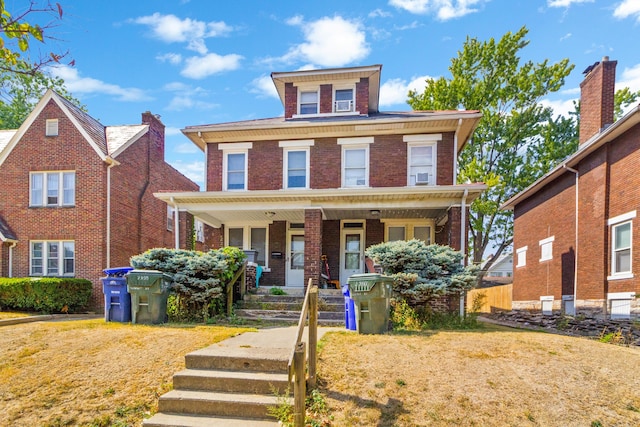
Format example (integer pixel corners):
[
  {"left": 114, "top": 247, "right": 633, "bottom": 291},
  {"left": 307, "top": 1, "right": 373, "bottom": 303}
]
[{"left": 467, "top": 284, "right": 512, "bottom": 313}]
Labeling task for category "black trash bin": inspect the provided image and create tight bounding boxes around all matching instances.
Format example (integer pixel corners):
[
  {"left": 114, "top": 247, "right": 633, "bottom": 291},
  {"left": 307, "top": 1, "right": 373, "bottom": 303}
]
[
  {"left": 101, "top": 267, "right": 134, "bottom": 322},
  {"left": 126, "top": 270, "right": 173, "bottom": 324}
]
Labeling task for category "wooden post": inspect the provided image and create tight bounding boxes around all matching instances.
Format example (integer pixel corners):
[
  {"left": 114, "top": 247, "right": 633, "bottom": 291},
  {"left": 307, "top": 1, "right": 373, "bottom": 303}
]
[
  {"left": 293, "top": 342, "right": 306, "bottom": 427},
  {"left": 226, "top": 283, "right": 233, "bottom": 317},
  {"left": 240, "top": 263, "right": 247, "bottom": 299},
  {"left": 308, "top": 285, "right": 318, "bottom": 389}
]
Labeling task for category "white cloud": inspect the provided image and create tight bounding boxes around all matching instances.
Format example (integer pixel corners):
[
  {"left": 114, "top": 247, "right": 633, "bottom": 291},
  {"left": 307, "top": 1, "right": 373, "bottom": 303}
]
[
  {"left": 249, "top": 75, "right": 279, "bottom": 99},
  {"left": 180, "top": 53, "right": 243, "bottom": 79},
  {"left": 547, "top": 0, "right": 593, "bottom": 7},
  {"left": 174, "top": 142, "right": 200, "bottom": 154},
  {"left": 369, "top": 8, "right": 392, "bottom": 18},
  {"left": 614, "top": 0, "right": 640, "bottom": 22},
  {"left": 559, "top": 33, "right": 572, "bottom": 41},
  {"left": 165, "top": 126, "right": 182, "bottom": 136},
  {"left": 51, "top": 65, "right": 150, "bottom": 102},
  {"left": 617, "top": 63, "right": 640, "bottom": 93},
  {"left": 169, "top": 159, "right": 205, "bottom": 186},
  {"left": 379, "top": 75, "right": 431, "bottom": 107},
  {"left": 131, "top": 13, "right": 233, "bottom": 54},
  {"left": 277, "top": 16, "right": 370, "bottom": 67},
  {"left": 156, "top": 53, "right": 182, "bottom": 64},
  {"left": 389, "top": 0, "right": 485, "bottom": 20},
  {"left": 162, "top": 82, "right": 219, "bottom": 111},
  {"left": 540, "top": 98, "right": 577, "bottom": 119}
]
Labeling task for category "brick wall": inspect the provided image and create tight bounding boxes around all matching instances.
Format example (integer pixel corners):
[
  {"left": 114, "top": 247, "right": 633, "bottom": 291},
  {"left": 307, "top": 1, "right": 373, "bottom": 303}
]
[
  {"left": 579, "top": 58, "right": 616, "bottom": 145},
  {"left": 322, "top": 220, "right": 340, "bottom": 281},
  {"left": 248, "top": 140, "right": 281, "bottom": 190},
  {"left": 365, "top": 219, "right": 384, "bottom": 248},
  {"left": 437, "top": 132, "right": 455, "bottom": 185},
  {"left": 206, "top": 143, "right": 223, "bottom": 191},
  {"left": 284, "top": 82, "right": 297, "bottom": 119},
  {"left": 310, "top": 137, "right": 341, "bottom": 189},
  {"left": 304, "top": 209, "right": 323, "bottom": 287},
  {"left": 370, "top": 135, "right": 406, "bottom": 187},
  {"left": 320, "top": 84, "right": 332, "bottom": 114},
  {"left": 356, "top": 77, "right": 369, "bottom": 114}
]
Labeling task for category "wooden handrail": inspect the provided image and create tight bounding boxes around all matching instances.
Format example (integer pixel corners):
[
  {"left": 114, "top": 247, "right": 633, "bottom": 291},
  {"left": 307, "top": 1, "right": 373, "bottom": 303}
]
[
  {"left": 226, "top": 261, "right": 247, "bottom": 317},
  {"left": 288, "top": 278, "right": 318, "bottom": 427}
]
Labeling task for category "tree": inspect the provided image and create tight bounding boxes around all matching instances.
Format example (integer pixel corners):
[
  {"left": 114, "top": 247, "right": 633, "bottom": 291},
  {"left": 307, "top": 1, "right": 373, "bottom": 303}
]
[
  {"left": 0, "top": 0, "right": 72, "bottom": 76},
  {"left": 408, "top": 27, "right": 575, "bottom": 268}
]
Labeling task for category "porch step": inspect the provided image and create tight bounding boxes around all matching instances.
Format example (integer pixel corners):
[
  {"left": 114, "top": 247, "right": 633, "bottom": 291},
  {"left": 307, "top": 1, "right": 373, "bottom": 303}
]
[
  {"left": 157, "top": 389, "right": 282, "bottom": 418},
  {"left": 239, "top": 300, "right": 344, "bottom": 312},
  {"left": 173, "top": 368, "right": 289, "bottom": 394},
  {"left": 235, "top": 308, "right": 344, "bottom": 323},
  {"left": 143, "top": 413, "right": 278, "bottom": 427}
]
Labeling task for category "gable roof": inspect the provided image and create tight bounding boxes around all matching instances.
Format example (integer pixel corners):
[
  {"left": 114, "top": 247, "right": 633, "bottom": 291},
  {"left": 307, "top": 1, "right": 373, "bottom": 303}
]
[
  {"left": 501, "top": 103, "right": 640, "bottom": 210},
  {"left": 106, "top": 125, "right": 148, "bottom": 158},
  {"left": 0, "top": 215, "right": 17, "bottom": 242},
  {"left": 0, "top": 130, "right": 17, "bottom": 154}
]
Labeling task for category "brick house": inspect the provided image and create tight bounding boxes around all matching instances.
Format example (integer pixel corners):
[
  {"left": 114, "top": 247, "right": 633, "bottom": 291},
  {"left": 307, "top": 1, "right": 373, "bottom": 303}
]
[
  {"left": 502, "top": 57, "right": 640, "bottom": 319},
  {"left": 156, "top": 65, "right": 486, "bottom": 290},
  {"left": 0, "top": 89, "right": 202, "bottom": 309}
]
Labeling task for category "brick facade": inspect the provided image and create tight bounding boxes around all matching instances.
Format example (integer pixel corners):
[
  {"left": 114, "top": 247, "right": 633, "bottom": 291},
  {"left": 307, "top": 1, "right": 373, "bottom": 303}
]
[
  {"left": 579, "top": 58, "right": 616, "bottom": 145},
  {"left": 0, "top": 95, "right": 200, "bottom": 311}
]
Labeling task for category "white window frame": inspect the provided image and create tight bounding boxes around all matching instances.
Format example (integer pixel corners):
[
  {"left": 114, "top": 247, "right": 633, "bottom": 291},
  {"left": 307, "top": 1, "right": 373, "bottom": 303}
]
[
  {"left": 404, "top": 134, "right": 440, "bottom": 186},
  {"left": 539, "top": 236, "right": 554, "bottom": 262},
  {"left": 516, "top": 246, "right": 528, "bottom": 268},
  {"left": 607, "top": 210, "right": 635, "bottom": 280},
  {"left": 338, "top": 137, "right": 373, "bottom": 188},
  {"left": 195, "top": 219, "right": 204, "bottom": 243},
  {"left": 167, "top": 205, "right": 174, "bottom": 231},
  {"left": 383, "top": 219, "right": 435, "bottom": 244},
  {"left": 298, "top": 88, "right": 319, "bottom": 115},
  {"left": 225, "top": 224, "right": 269, "bottom": 267},
  {"left": 46, "top": 119, "right": 59, "bottom": 136},
  {"left": 30, "top": 240, "right": 75, "bottom": 276},
  {"left": 220, "top": 143, "right": 252, "bottom": 191},
  {"left": 30, "top": 171, "right": 75, "bottom": 207},
  {"left": 279, "top": 140, "right": 314, "bottom": 190},
  {"left": 333, "top": 85, "right": 355, "bottom": 113}
]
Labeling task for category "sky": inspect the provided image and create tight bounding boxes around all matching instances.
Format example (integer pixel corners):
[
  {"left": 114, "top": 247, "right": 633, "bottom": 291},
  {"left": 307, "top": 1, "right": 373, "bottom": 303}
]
[{"left": 20, "top": 0, "right": 640, "bottom": 188}]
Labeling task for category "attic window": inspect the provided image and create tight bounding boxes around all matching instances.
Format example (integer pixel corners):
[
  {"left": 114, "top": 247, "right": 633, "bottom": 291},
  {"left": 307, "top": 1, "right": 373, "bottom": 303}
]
[
  {"left": 46, "top": 119, "right": 59, "bottom": 136},
  {"left": 334, "top": 89, "right": 354, "bottom": 112},
  {"left": 299, "top": 91, "right": 318, "bottom": 115}
]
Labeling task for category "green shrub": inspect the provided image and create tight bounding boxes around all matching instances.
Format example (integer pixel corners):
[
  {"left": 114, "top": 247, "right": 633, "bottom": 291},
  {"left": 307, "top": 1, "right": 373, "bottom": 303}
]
[
  {"left": 0, "top": 277, "right": 92, "bottom": 313},
  {"left": 130, "top": 247, "right": 246, "bottom": 322}
]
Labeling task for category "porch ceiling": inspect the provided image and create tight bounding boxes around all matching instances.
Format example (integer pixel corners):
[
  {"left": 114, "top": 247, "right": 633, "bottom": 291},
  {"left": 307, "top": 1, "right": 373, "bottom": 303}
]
[{"left": 155, "top": 185, "right": 486, "bottom": 227}]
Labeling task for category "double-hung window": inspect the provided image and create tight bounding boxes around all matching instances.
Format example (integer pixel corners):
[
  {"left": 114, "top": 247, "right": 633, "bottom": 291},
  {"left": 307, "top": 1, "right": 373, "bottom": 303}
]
[
  {"left": 608, "top": 210, "right": 635, "bottom": 279},
  {"left": 385, "top": 221, "right": 434, "bottom": 243},
  {"left": 167, "top": 205, "right": 174, "bottom": 231},
  {"left": 226, "top": 226, "right": 268, "bottom": 267},
  {"left": 339, "top": 137, "right": 372, "bottom": 188},
  {"left": 539, "top": 236, "right": 554, "bottom": 262},
  {"left": 334, "top": 88, "right": 354, "bottom": 113},
  {"left": 405, "top": 134, "right": 440, "bottom": 186},
  {"left": 299, "top": 90, "right": 318, "bottom": 115},
  {"left": 31, "top": 240, "right": 75, "bottom": 276},
  {"left": 220, "top": 143, "right": 252, "bottom": 191},
  {"left": 516, "top": 246, "right": 528, "bottom": 268},
  {"left": 280, "top": 140, "right": 313, "bottom": 189},
  {"left": 195, "top": 220, "right": 204, "bottom": 243},
  {"left": 30, "top": 171, "right": 75, "bottom": 207}
]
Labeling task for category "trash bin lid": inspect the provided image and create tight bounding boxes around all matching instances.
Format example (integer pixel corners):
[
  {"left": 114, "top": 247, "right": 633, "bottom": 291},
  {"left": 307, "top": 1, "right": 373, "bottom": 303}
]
[{"left": 103, "top": 266, "right": 134, "bottom": 276}]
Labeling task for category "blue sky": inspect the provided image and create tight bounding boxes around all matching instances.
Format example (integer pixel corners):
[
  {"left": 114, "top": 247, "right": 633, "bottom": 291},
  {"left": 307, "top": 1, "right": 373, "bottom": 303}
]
[{"left": 29, "top": 0, "right": 640, "bottom": 188}]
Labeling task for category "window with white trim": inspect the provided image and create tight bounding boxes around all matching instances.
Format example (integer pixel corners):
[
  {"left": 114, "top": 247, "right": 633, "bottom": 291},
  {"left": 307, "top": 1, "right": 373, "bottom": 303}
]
[
  {"left": 299, "top": 90, "right": 319, "bottom": 115},
  {"left": 516, "top": 246, "right": 527, "bottom": 267},
  {"left": 167, "top": 205, "right": 174, "bottom": 231},
  {"left": 195, "top": 219, "right": 204, "bottom": 242},
  {"left": 284, "top": 149, "right": 309, "bottom": 189},
  {"left": 46, "top": 119, "right": 58, "bottom": 136},
  {"left": 30, "top": 240, "right": 75, "bottom": 276},
  {"left": 334, "top": 88, "right": 354, "bottom": 113},
  {"left": 539, "top": 236, "right": 554, "bottom": 262},
  {"left": 608, "top": 211, "right": 636, "bottom": 278},
  {"left": 405, "top": 134, "right": 440, "bottom": 186},
  {"left": 384, "top": 221, "right": 433, "bottom": 244},
  {"left": 226, "top": 226, "right": 268, "bottom": 266},
  {"left": 30, "top": 171, "right": 75, "bottom": 207}
]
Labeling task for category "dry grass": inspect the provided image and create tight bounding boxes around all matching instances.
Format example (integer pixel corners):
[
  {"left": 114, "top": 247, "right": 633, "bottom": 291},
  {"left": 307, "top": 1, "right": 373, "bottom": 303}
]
[
  {"left": 0, "top": 311, "right": 36, "bottom": 320},
  {"left": 0, "top": 318, "right": 252, "bottom": 426},
  {"left": 317, "top": 325, "right": 640, "bottom": 426}
]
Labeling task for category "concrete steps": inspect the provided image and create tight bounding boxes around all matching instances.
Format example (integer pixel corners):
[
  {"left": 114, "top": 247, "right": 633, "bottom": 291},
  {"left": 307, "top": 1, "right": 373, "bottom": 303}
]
[{"left": 144, "top": 333, "right": 291, "bottom": 426}]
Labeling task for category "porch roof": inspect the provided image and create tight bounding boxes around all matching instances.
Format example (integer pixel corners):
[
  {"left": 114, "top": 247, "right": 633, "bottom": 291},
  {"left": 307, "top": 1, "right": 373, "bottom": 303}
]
[{"left": 155, "top": 184, "right": 486, "bottom": 228}]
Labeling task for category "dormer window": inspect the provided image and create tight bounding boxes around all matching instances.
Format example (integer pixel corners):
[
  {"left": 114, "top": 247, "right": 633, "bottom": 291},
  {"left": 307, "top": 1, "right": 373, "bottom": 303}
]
[
  {"left": 334, "top": 89, "right": 354, "bottom": 113},
  {"left": 46, "top": 119, "right": 58, "bottom": 136},
  {"left": 299, "top": 91, "right": 318, "bottom": 115}
]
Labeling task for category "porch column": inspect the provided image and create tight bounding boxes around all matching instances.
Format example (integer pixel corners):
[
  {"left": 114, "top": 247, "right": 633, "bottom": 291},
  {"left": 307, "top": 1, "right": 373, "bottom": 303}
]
[
  {"left": 448, "top": 207, "right": 462, "bottom": 251},
  {"left": 304, "top": 208, "right": 323, "bottom": 288}
]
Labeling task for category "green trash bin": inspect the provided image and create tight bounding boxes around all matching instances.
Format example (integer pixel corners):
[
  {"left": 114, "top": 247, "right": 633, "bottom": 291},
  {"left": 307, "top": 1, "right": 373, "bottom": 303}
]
[
  {"left": 126, "top": 270, "right": 173, "bottom": 324},
  {"left": 347, "top": 273, "right": 394, "bottom": 334}
]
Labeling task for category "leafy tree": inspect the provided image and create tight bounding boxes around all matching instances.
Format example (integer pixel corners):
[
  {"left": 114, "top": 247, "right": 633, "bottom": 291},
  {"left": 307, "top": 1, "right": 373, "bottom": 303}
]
[
  {"left": 0, "top": 0, "right": 72, "bottom": 76},
  {"left": 365, "top": 240, "right": 478, "bottom": 306},
  {"left": 407, "top": 27, "right": 574, "bottom": 268}
]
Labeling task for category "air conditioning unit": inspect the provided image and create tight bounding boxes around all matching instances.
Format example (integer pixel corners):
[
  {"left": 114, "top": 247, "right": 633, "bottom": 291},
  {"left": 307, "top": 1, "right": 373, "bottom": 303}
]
[
  {"left": 335, "top": 100, "right": 352, "bottom": 112},
  {"left": 415, "top": 173, "right": 429, "bottom": 185}
]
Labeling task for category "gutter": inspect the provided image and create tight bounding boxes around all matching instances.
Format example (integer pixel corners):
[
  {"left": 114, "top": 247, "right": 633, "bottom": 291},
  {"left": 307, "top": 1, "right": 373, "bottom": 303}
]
[
  {"left": 104, "top": 157, "right": 120, "bottom": 268},
  {"left": 459, "top": 188, "right": 468, "bottom": 317},
  {"left": 562, "top": 164, "right": 579, "bottom": 315}
]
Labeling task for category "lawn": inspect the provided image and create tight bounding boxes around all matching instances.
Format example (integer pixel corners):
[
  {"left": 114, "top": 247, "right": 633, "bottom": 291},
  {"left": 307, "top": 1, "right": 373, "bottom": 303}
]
[{"left": 1, "top": 318, "right": 639, "bottom": 426}]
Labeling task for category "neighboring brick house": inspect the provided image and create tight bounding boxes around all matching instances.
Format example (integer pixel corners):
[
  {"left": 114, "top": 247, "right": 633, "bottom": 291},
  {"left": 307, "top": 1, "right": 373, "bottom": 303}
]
[
  {"left": 157, "top": 65, "right": 486, "bottom": 290},
  {"left": 502, "top": 57, "right": 640, "bottom": 319},
  {"left": 0, "top": 89, "right": 202, "bottom": 309}
]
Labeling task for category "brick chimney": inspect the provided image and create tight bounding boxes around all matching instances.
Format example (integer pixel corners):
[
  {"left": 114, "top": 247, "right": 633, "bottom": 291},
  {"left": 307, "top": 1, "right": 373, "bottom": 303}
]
[
  {"left": 142, "top": 111, "right": 165, "bottom": 160},
  {"left": 579, "top": 57, "right": 617, "bottom": 145}
]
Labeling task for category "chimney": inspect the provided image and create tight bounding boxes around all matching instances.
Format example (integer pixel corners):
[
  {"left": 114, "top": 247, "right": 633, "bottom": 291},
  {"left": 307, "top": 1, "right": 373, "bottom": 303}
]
[
  {"left": 142, "top": 111, "right": 165, "bottom": 160},
  {"left": 579, "top": 56, "right": 617, "bottom": 145}
]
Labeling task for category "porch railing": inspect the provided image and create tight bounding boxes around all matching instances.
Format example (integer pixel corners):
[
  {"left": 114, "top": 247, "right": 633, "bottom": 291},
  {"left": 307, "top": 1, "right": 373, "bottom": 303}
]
[
  {"left": 288, "top": 278, "right": 318, "bottom": 427},
  {"left": 225, "top": 261, "right": 247, "bottom": 317}
]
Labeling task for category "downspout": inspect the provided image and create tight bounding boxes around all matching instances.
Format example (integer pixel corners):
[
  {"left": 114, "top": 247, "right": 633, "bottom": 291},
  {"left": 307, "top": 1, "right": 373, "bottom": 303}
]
[
  {"left": 460, "top": 188, "right": 468, "bottom": 317},
  {"left": 105, "top": 157, "right": 118, "bottom": 268},
  {"left": 453, "top": 119, "right": 462, "bottom": 185},
  {"left": 8, "top": 241, "right": 16, "bottom": 277},
  {"left": 137, "top": 139, "right": 151, "bottom": 253},
  {"left": 170, "top": 197, "right": 179, "bottom": 249},
  {"left": 563, "top": 164, "right": 579, "bottom": 315}
]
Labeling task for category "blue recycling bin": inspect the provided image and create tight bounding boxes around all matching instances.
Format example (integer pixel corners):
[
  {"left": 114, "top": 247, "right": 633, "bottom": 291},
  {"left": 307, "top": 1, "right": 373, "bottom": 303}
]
[
  {"left": 102, "top": 267, "right": 133, "bottom": 322},
  {"left": 342, "top": 285, "right": 356, "bottom": 331}
]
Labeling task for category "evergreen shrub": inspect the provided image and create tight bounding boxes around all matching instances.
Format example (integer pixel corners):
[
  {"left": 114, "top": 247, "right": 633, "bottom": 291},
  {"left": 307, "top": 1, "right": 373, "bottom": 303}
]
[{"left": 0, "top": 277, "right": 92, "bottom": 313}]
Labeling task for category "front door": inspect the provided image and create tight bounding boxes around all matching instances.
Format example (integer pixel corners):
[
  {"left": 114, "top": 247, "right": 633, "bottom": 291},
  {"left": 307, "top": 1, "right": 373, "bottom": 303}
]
[
  {"left": 340, "top": 227, "right": 364, "bottom": 284},
  {"left": 286, "top": 230, "right": 305, "bottom": 287}
]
